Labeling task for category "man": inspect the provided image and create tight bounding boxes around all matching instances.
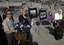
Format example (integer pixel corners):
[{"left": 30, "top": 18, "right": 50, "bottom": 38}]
[{"left": 2, "top": 10, "right": 17, "bottom": 45}]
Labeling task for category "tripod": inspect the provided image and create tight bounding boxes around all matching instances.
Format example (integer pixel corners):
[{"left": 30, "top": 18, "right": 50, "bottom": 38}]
[
  {"left": 35, "top": 25, "right": 42, "bottom": 38},
  {"left": 35, "top": 21, "right": 47, "bottom": 38},
  {"left": 31, "top": 19, "right": 48, "bottom": 38}
]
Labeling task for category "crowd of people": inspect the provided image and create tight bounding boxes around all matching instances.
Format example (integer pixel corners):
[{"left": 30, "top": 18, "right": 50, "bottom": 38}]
[
  {"left": 0, "top": 7, "right": 64, "bottom": 45},
  {"left": 0, "top": 8, "right": 32, "bottom": 45}
]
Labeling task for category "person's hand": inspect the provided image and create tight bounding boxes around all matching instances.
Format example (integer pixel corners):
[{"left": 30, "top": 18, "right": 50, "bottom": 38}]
[
  {"left": 15, "top": 30, "right": 17, "bottom": 32},
  {"left": 11, "top": 30, "right": 17, "bottom": 32},
  {"left": 23, "top": 15, "right": 26, "bottom": 19}
]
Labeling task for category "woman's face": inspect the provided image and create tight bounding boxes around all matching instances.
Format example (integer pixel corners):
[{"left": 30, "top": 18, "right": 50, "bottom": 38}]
[
  {"left": 49, "top": 12, "right": 52, "bottom": 15},
  {"left": 6, "top": 11, "right": 12, "bottom": 19},
  {"left": 21, "top": 9, "right": 26, "bottom": 15}
]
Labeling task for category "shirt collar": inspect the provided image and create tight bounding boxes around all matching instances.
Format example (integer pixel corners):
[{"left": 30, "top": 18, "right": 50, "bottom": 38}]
[{"left": 6, "top": 18, "right": 10, "bottom": 21}]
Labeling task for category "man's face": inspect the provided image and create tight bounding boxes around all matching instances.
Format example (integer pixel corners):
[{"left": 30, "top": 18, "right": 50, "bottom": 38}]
[{"left": 6, "top": 11, "right": 12, "bottom": 19}]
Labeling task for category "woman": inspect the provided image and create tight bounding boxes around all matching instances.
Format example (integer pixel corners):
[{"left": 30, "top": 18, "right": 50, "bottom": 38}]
[
  {"left": 19, "top": 9, "right": 31, "bottom": 25},
  {"left": 3, "top": 8, "right": 14, "bottom": 22},
  {"left": 48, "top": 11, "right": 53, "bottom": 24},
  {"left": 19, "top": 9, "right": 31, "bottom": 41}
]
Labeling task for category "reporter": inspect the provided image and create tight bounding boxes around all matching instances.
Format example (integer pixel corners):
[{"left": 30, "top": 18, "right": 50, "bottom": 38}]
[
  {"left": 19, "top": 9, "right": 31, "bottom": 25},
  {"left": 19, "top": 9, "right": 31, "bottom": 41}
]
